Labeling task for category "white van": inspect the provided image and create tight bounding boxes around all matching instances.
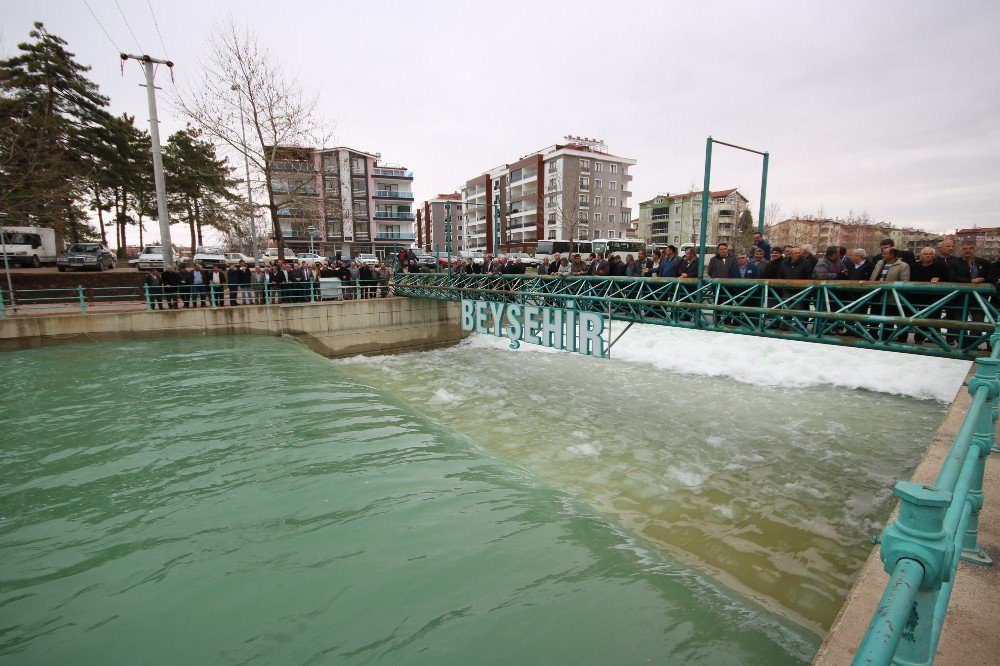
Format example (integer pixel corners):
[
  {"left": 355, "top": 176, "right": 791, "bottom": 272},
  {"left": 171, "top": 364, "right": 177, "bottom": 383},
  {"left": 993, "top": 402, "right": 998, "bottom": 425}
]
[{"left": 0, "top": 226, "right": 57, "bottom": 267}]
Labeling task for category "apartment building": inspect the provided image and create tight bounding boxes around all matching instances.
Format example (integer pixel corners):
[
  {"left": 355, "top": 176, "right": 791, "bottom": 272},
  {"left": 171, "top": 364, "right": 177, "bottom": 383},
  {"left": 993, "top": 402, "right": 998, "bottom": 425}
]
[
  {"left": 415, "top": 193, "right": 463, "bottom": 252},
  {"left": 954, "top": 227, "right": 1000, "bottom": 257},
  {"left": 268, "top": 145, "right": 414, "bottom": 259},
  {"left": 766, "top": 218, "right": 943, "bottom": 255},
  {"left": 459, "top": 136, "right": 637, "bottom": 253},
  {"left": 639, "top": 188, "right": 749, "bottom": 247}
]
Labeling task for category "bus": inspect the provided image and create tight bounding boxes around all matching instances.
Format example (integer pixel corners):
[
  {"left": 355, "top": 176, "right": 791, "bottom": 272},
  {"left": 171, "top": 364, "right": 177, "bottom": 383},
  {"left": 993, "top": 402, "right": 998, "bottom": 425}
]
[
  {"left": 591, "top": 238, "right": 646, "bottom": 261},
  {"left": 679, "top": 242, "right": 718, "bottom": 258},
  {"left": 535, "top": 240, "right": 593, "bottom": 263}
]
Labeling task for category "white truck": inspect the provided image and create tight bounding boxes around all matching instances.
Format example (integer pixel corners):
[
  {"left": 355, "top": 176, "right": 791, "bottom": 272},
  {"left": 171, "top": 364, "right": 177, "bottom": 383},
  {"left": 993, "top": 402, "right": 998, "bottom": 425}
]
[
  {"left": 261, "top": 247, "right": 299, "bottom": 266},
  {"left": 0, "top": 226, "right": 57, "bottom": 267}
]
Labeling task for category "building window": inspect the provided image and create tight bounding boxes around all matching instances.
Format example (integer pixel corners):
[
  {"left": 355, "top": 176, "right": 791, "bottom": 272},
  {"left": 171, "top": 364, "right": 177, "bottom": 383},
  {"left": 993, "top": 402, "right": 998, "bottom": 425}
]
[
  {"left": 608, "top": 197, "right": 616, "bottom": 207},
  {"left": 580, "top": 177, "right": 589, "bottom": 189},
  {"left": 580, "top": 158, "right": 590, "bottom": 169},
  {"left": 609, "top": 214, "right": 616, "bottom": 224},
  {"left": 608, "top": 229, "right": 616, "bottom": 238},
  {"left": 655, "top": 197, "right": 663, "bottom": 204},
  {"left": 595, "top": 179, "right": 602, "bottom": 189},
  {"left": 594, "top": 213, "right": 602, "bottom": 223},
  {"left": 673, "top": 235, "right": 680, "bottom": 243},
  {"left": 579, "top": 212, "right": 588, "bottom": 221},
  {"left": 548, "top": 162, "right": 557, "bottom": 173},
  {"left": 623, "top": 211, "right": 631, "bottom": 223},
  {"left": 579, "top": 230, "right": 588, "bottom": 240},
  {"left": 610, "top": 163, "right": 619, "bottom": 174},
  {"left": 675, "top": 205, "right": 680, "bottom": 214},
  {"left": 594, "top": 162, "right": 602, "bottom": 172},
  {"left": 594, "top": 196, "right": 602, "bottom": 206},
  {"left": 594, "top": 229, "right": 602, "bottom": 238},
  {"left": 579, "top": 194, "right": 588, "bottom": 205},
  {"left": 610, "top": 181, "right": 617, "bottom": 191},
  {"left": 548, "top": 230, "right": 556, "bottom": 240}
]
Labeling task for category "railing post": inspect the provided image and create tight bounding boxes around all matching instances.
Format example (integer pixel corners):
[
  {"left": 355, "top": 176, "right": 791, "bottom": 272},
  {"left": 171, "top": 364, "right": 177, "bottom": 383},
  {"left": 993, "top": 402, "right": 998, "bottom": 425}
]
[
  {"left": 876, "top": 481, "right": 953, "bottom": 665},
  {"left": 144, "top": 284, "right": 152, "bottom": 311},
  {"left": 0, "top": 288, "right": 6, "bottom": 319},
  {"left": 264, "top": 282, "right": 270, "bottom": 306},
  {"left": 991, "top": 329, "right": 1000, "bottom": 454},
  {"left": 962, "top": 357, "right": 1000, "bottom": 564},
  {"left": 210, "top": 283, "right": 217, "bottom": 308},
  {"left": 77, "top": 285, "right": 86, "bottom": 314}
]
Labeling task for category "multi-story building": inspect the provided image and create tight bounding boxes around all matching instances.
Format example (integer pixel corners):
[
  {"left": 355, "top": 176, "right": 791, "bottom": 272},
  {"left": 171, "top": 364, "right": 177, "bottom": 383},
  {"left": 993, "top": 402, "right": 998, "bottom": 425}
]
[
  {"left": 459, "top": 136, "right": 636, "bottom": 254},
  {"left": 766, "top": 218, "right": 943, "bottom": 256},
  {"left": 268, "top": 145, "right": 414, "bottom": 259},
  {"left": 638, "top": 188, "right": 749, "bottom": 248},
  {"left": 954, "top": 227, "right": 1000, "bottom": 257},
  {"left": 415, "top": 193, "right": 463, "bottom": 252}
]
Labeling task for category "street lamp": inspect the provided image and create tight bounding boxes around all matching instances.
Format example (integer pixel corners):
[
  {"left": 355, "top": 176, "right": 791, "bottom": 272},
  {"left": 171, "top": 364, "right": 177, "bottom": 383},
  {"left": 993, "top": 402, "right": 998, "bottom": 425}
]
[
  {"left": 307, "top": 225, "right": 317, "bottom": 255},
  {"left": 231, "top": 84, "right": 261, "bottom": 266}
]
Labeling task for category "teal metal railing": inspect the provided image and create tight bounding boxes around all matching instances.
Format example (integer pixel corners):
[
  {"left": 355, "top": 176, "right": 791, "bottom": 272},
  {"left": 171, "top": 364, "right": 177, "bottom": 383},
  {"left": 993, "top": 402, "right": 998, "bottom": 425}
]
[
  {"left": 0, "top": 279, "right": 389, "bottom": 317},
  {"left": 853, "top": 333, "right": 1000, "bottom": 664},
  {"left": 392, "top": 273, "right": 999, "bottom": 360}
]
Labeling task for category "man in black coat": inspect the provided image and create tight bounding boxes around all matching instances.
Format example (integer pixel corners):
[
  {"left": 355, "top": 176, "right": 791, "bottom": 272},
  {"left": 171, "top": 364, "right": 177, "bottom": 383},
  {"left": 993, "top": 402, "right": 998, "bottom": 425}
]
[
  {"left": 161, "top": 264, "right": 181, "bottom": 309},
  {"left": 144, "top": 267, "right": 165, "bottom": 310},
  {"left": 227, "top": 262, "right": 245, "bottom": 306},
  {"left": 761, "top": 247, "right": 785, "bottom": 279},
  {"left": 675, "top": 248, "right": 699, "bottom": 278},
  {"left": 843, "top": 249, "right": 875, "bottom": 281}
]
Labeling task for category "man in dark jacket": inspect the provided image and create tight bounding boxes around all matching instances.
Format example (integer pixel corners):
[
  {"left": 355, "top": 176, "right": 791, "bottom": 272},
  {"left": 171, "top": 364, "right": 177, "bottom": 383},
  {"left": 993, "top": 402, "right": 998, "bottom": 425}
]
[
  {"left": 843, "top": 249, "right": 875, "bottom": 280},
  {"left": 161, "top": 264, "right": 181, "bottom": 309},
  {"left": 227, "top": 262, "right": 245, "bottom": 306},
  {"left": 880, "top": 238, "right": 916, "bottom": 268},
  {"left": 778, "top": 247, "right": 812, "bottom": 280},
  {"left": 761, "top": 247, "right": 784, "bottom": 280},
  {"left": 752, "top": 232, "right": 772, "bottom": 260},
  {"left": 609, "top": 255, "right": 627, "bottom": 276},
  {"left": 659, "top": 245, "right": 680, "bottom": 277},
  {"left": 547, "top": 253, "right": 562, "bottom": 276},
  {"left": 676, "top": 247, "right": 699, "bottom": 278},
  {"left": 705, "top": 242, "right": 735, "bottom": 279},
  {"left": 144, "top": 267, "right": 165, "bottom": 310},
  {"left": 950, "top": 241, "right": 990, "bottom": 284}
]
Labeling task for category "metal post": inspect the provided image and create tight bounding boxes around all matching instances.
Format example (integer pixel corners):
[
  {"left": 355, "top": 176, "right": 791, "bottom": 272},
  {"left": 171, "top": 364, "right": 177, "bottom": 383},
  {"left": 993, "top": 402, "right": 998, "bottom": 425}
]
[
  {"left": 758, "top": 152, "right": 769, "bottom": 234},
  {"left": 962, "top": 357, "right": 1000, "bottom": 564},
  {"left": 210, "top": 283, "right": 217, "bottom": 308},
  {"left": 144, "top": 284, "right": 152, "bottom": 311},
  {"left": 696, "top": 137, "right": 713, "bottom": 328},
  {"left": 0, "top": 215, "right": 15, "bottom": 313},
  {"left": 232, "top": 85, "right": 260, "bottom": 267},
  {"left": 445, "top": 202, "right": 453, "bottom": 277},
  {"left": 125, "top": 54, "right": 174, "bottom": 267},
  {"left": 77, "top": 285, "right": 86, "bottom": 314}
]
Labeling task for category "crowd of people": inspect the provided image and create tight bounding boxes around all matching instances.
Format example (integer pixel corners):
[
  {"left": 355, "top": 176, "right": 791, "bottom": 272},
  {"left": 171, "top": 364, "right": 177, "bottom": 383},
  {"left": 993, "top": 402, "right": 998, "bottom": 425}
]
[
  {"left": 533, "top": 233, "right": 999, "bottom": 291},
  {"left": 141, "top": 259, "right": 393, "bottom": 310}
]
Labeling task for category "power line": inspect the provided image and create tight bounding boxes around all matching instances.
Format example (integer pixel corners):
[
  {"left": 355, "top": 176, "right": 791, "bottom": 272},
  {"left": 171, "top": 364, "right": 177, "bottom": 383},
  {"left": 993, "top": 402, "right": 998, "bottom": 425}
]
[
  {"left": 114, "top": 0, "right": 143, "bottom": 51},
  {"left": 83, "top": 0, "right": 122, "bottom": 53},
  {"left": 146, "top": 0, "right": 169, "bottom": 58}
]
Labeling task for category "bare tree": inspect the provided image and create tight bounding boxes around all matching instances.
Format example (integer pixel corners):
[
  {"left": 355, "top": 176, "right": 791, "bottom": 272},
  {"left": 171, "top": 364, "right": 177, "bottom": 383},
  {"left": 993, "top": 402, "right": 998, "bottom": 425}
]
[
  {"left": 175, "top": 17, "right": 330, "bottom": 259},
  {"left": 765, "top": 201, "right": 782, "bottom": 227},
  {"left": 551, "top": 175, "right": 588, "bottom": 245}
]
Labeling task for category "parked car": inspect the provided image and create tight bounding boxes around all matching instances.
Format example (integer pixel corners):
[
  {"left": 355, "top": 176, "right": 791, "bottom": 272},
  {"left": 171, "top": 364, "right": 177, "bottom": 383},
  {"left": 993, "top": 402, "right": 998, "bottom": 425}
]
[
  {"left": 56, "top": 243, "right": 117, "bottom": 272},
  {"left": 261, "top": 247, "right": 299, "bottom": 266},
  {"left": 224, "top": 252, "right": 255, "bottom": 266},
  {"left": 459, "top": 250, "right": 486, "bottom": 265},
  {"left": 508, "top": 252, "right": 540, "bottom": 268},
  {"left": 355, "top": 253, "right": 379, "bottom": 266},
  {"left": 193, "top": 245, "right": 227, "bottom": 269},
  {"left": 410, "top": 250, "right": 439, "bottom": 269},
  {"left": 296, "top": 252, "right": 323, "bottom": 265},
  {"left": 1, "top": 226, "right": 57, "bottom": 267}
]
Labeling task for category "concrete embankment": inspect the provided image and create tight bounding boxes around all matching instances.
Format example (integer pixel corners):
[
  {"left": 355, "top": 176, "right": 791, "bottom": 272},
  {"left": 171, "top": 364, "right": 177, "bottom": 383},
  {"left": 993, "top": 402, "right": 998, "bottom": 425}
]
[
  {"left": 0, "top": 297, "right": 465, "bottom": 358},
  {"left": 814, "top": 368, "right": 1000, "bottom": 665}
]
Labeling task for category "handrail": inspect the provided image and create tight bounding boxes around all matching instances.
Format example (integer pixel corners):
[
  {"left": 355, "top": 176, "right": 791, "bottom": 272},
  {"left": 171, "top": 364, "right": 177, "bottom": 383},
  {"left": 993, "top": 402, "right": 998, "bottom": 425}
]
[
  {"left": 853, "top": 333, "right": 1000, "bottom": 665},
  {"left": 391, "top": 273, "right": 999, "bottom": 359}
]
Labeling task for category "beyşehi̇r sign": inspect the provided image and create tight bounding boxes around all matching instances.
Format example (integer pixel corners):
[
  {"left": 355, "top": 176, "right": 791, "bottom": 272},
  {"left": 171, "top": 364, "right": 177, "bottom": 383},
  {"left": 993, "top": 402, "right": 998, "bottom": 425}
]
[{"left": 460, "top": 299, "right": 607, "bottom": 358}]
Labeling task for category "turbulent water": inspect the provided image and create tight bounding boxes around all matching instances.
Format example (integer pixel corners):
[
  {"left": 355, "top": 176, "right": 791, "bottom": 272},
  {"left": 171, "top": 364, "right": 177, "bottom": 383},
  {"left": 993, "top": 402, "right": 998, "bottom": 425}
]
[
  {"left": 0, "top": 336, "right": 822, "bottom": 664},
  {"left": 335, "top": 324, "right": 969, "bottom": 635}
]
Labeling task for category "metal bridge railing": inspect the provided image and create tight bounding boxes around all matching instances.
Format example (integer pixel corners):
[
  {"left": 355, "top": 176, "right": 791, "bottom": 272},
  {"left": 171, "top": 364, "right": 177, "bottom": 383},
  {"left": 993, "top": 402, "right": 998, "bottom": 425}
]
[
  {"left": 853, "top": 336, "right": 1000, "bottom": 665},
  {"left": 392, "top": 273, "right": 999, "bottom": 359},
  {"left": 0, "top": 280, "right": 388, "bottom": 317}
]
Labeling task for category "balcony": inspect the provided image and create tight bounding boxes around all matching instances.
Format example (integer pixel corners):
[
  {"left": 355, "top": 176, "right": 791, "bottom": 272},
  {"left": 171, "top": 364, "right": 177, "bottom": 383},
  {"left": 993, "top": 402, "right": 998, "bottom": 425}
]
[
  {"left": 375, "top": 211, "right": 415, "bottom": 220},
  {"left": 374, "top": 190, "right": 414, "bottom": 199},
  {"left": 375, "top": 232, "right": 415, "bottom": 240},
  {"left": 372, "top": 168, "right": 413, "bottom": 179}
]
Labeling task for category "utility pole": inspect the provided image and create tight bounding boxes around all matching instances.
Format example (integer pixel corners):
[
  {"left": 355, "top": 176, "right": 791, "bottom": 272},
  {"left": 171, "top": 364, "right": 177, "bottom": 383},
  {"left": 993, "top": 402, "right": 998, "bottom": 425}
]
[
  {"left": 122, "top": 53, "right": 174, "bottom": 267},
  {"left": 445, "top": 202, "right": 453, "bottom": 277},
  {"left": 232, "top": 84, "right": 261, "bottom": 265}
]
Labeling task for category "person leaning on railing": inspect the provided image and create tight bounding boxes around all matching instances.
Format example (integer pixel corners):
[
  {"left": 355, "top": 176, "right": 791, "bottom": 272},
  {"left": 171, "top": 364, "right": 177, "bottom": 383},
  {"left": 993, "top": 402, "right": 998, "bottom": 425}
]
[
  {"left": 143, "top": 267, "right": 165, "bottom": 310},
  {"left": 161, "top": 264, "right": 181, "bottom": 309}
]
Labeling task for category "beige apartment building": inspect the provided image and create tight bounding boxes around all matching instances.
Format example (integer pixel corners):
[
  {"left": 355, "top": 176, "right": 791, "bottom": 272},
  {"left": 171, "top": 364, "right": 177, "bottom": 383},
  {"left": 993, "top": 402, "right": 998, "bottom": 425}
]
[
  {"left": 415, "top": 193, "right": 463, "bottom": 252},
  {"left": 766, "top": 218, "right": 942, "bottom": 255},
  {"left": 268, "top": 145, "right": 414, "bottom": 259},
  {"left": 638, "top": 189, "right": 749, "bottom": 248},
  {"left": 459, "top": 136, "right": 637, "bottom": 253},
  {"left": 954, "top": 227, "right": 1000, "bottom": 258}
]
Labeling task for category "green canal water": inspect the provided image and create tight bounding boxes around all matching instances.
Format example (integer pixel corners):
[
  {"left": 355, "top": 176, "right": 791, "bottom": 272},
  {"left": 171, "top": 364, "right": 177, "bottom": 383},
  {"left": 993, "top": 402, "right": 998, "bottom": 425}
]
[
  {"left": 1, "top": 336, "right": 815, "bottom": 664},
  {"left": 1, "top": 331, "right": 963, "bottom": 663}
]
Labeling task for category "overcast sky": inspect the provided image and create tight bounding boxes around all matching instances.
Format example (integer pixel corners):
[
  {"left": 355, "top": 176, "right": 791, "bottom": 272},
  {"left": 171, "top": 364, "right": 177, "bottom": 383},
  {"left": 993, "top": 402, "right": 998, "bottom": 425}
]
[{"left": 4, "top": 0, "right": 999, "bottom": 244}]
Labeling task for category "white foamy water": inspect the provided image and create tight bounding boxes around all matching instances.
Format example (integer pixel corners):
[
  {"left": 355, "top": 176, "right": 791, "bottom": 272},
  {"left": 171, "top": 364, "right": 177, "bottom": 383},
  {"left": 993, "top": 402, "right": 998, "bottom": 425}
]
[
  {"left": 333, "top": 323, "right": 960, "bottom": 634},
  {"left": 458, "top": 323, "right": 970, "bottom": 403}
]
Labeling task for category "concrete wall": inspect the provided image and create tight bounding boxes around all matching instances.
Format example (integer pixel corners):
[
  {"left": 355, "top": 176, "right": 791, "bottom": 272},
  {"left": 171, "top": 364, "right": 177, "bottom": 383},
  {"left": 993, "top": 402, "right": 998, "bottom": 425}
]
[{"left": 0, "top": 297, "right": 466, "bottom": 358}]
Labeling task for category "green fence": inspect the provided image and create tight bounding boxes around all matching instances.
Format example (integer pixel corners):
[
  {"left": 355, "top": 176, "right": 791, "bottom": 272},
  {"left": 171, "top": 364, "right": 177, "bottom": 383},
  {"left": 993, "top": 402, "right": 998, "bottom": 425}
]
[
  {"left": 853, "top": 337, "right": 999, "bottom": 664},
  {"left": 393, "top": 273, "right": 998, "bottom": 360},
  {"left": 0, "top": 280, "right": 386, "bottom": 317}
]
